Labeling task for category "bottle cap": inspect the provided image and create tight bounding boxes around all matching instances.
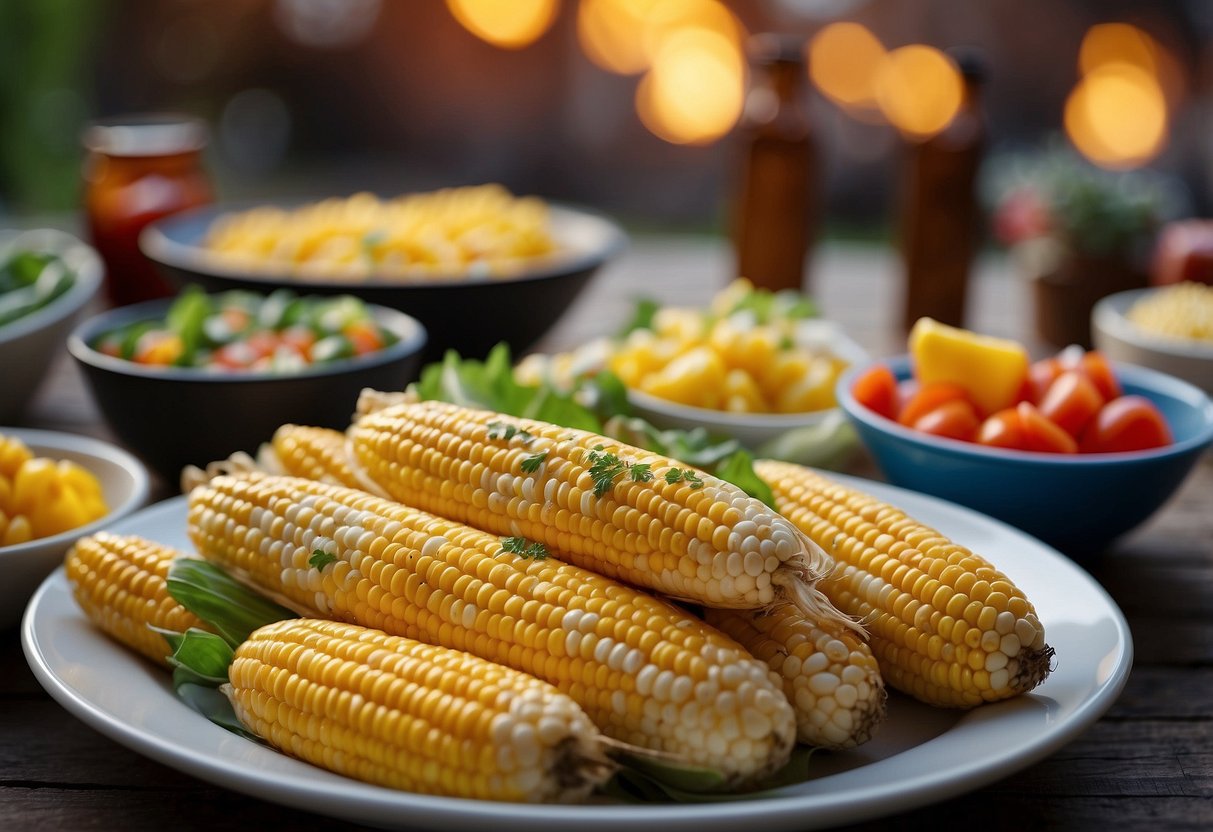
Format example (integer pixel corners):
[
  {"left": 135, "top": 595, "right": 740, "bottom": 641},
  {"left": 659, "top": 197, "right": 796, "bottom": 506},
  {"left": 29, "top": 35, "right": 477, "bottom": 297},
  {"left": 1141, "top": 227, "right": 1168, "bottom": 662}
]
[{"left": 83, "top": 114, "right": 208, "bottom": 157}]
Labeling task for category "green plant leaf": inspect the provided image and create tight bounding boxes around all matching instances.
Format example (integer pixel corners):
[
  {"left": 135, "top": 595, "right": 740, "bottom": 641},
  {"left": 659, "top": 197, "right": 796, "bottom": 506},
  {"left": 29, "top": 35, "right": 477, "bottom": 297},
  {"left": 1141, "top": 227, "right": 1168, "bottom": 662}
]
[
  {"left": 166, "top": 559, "right": 296, "bottom": 648},
  {"left": 617, "top": 297, "right": 659, "bottom": 337},
  {"left": 605, "top": 745, "right": 817, "bottom": 803},
  {"left": 165, "top": 285, "right": 212, "bottom": 365},
  {"left": 715, "top": 450, "right": 776, "bottom": 508},
  {"left": 157, "top": 626, "right": 234, "bottom": 687},
  {"left": 175, "top": 683, "right": 261, "bottom": 742}
]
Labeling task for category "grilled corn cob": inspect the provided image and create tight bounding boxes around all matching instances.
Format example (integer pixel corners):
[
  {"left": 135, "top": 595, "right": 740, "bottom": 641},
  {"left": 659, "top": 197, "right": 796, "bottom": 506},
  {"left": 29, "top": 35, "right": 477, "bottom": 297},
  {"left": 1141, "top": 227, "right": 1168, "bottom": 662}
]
[
  {"left": 753, "top": 460, "right": 1054, "bottom": 707},
  {"left": 704, "top": 604, "right": 885, "bottom": 749},
  {"left": 348, "top": 398, "right": 847, "bottom": 627},
  {"left": 65, "top": 533, "right": 210, "bottom": 665},
  {"left": 230, "top": 618, "right": 614, "bottom": 802},
  {"left": 188, "top": 473, "right": 797, "bottom": 785}
]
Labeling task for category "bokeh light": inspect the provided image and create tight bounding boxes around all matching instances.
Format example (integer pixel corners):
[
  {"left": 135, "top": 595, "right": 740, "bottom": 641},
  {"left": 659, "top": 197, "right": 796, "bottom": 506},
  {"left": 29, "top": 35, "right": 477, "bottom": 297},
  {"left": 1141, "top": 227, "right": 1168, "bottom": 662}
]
[
  {"left": 578, "top": 0, "right": 665, "bottom": 74},
  {"left": 1079, "top": 22, "right": 1158, "bottom": 76},
  {"left": 874, "top": 45, "right": 963, "bottom": 140},
  {"left": 446, "top": 0, "right": 559, "bottom": 50},
  {"left": 1065, "top": 62, "right": 1167, "bottom": 169},
  {"left": 635, "top": 27, "right": 745, "bottom": 145},
  {"left": 808, "top": 22, "right": 886, "bottom": 115}
]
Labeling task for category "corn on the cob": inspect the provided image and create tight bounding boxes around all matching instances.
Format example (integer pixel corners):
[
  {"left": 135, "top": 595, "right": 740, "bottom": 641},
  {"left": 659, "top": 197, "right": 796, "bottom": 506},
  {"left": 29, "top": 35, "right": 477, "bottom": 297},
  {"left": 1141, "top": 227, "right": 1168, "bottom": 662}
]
[
  {"left": 753, "top": 460, "right": 1054, "bottom": 707},
  {"left": 230, "top": 618, "right": 614, "bottom": 802},
  {"left": 65, "top": 533, "right": 209, "bottom": 665},
  {"left": 267, "top": 424, "right": 368, "bottom": 489},
  {"left": 704, "top": 604, "right": 885, "bottom": 749},
  {"left": 348, "top": 398, "right": 848, "bottom": 628},
  {"left": 188, "top": 473, "right": 797, "bottom": 785}
]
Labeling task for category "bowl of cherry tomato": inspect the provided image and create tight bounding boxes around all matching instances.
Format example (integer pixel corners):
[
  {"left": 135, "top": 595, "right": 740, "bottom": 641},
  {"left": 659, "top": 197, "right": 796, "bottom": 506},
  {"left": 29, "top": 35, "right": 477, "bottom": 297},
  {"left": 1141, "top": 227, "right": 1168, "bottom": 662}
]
[
  {"left": 839, "top": 319, "right": 1213, "bottom": 555},
  {"left": 68, "top": 288, "right": 427, "bottom": 482}
]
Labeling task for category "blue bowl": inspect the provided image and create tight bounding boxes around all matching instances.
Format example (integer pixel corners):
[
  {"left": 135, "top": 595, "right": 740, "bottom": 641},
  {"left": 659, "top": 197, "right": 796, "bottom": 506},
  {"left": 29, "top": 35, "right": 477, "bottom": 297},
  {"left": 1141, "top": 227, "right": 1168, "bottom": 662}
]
[{"left": 837, "top": 356, "right": 1213, "bottom": 557}]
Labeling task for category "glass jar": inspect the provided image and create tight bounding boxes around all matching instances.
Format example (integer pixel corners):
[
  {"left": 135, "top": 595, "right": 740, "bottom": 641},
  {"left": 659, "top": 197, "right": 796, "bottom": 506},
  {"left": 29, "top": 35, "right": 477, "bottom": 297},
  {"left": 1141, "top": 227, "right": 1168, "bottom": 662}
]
[{"left": 82, "top": 115, "right": 213, "bottom": 306}]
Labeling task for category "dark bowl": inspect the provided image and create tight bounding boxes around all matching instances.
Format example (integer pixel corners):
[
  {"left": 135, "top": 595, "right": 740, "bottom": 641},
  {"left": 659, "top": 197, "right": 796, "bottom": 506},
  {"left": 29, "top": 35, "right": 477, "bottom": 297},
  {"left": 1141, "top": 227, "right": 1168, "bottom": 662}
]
[
  {"left": 68, "top": 297, "right": 427, "bottom": 482},
  {"left": 140, "top": 201, "right": 627, "bottom": 362},
  {"left": 837, "top": 355, "right": 1213, "bottom": 558}
]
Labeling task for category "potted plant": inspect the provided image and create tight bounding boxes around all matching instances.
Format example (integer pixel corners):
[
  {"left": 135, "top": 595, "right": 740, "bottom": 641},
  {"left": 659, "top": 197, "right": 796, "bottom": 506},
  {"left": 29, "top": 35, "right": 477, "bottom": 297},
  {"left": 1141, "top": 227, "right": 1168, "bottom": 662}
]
[{"left": 986, "top": 147, "right": 1183, "bottom": 347}]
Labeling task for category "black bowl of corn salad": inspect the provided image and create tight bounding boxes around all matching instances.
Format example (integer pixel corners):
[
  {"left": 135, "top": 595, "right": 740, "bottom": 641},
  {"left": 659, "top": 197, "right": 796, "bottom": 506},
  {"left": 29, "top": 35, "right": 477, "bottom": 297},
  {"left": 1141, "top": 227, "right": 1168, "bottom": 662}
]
[
  {"left": 68, "top": 289, "right": 427, "bottom": 482},
  {"left": 140, "top": 188, "right": 628, "bottom": 362}
]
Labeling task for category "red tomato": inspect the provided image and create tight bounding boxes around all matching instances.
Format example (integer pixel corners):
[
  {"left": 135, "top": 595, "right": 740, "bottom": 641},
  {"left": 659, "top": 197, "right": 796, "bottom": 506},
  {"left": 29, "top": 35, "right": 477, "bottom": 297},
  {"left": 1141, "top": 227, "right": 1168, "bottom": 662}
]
[
  {"left": 1079, "top": 396, "right": 1173, "bottom": 453},
  {"left": 1016, "top": 402, "right": 1078, "bottom": 454},
  {"left": 1021, "top": 358, "right": 1062, "bottom": 404},
  {"left": 1078, "top": 351, "right": 1123, "bottom": 401},
  {"left": 213, "top": 340, "right": 259, "bottom": 369},
  {"left": 244, "top": 330, "right": 280, "bottom": 358},
  {"left": 977, "top": 408, "right": 1030, "bottom": 450},
  {"left": 280, "top": 325, "right": 317, "bottom": 356},
  {"left": 852, "top": 365, "right": 899, "bottom": 421},
  {"left": 912, "top": 400, "right": 980, "bottom": 442},
  {"left": 345, "top": 321, "right": 384, "bottom": 356},
  {"left": 1038, "top": 371, "right": 1105, "bottom": 437},
  {"left": 899, "top": 382, "right": 971, "bottom": 426}
]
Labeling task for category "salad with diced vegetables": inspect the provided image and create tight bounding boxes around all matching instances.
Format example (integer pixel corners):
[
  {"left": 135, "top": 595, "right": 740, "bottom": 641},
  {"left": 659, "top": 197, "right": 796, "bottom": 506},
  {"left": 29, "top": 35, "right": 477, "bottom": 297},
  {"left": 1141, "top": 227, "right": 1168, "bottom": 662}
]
[
  {"left": 0, "top": 243, "right": 76, "bottom": 328},
  {"left": 90, "top": 288, "right": 398, "bottom": 373}
]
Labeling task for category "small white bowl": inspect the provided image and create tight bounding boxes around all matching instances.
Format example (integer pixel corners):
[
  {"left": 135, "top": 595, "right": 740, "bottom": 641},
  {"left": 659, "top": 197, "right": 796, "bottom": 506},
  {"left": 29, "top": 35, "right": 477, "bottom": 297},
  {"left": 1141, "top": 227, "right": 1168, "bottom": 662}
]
[
  {"left": 0, "top": 428, "right": 149, "bottom": 629},
  {"left": 1092, "top": 288, "right": 1213, "bottom": 395},
  {"left": 626, "top": 324, "right": 869, "bottom": 450},
  {"left": 0, "top": 229, "right": 103, "bottom": 423}
]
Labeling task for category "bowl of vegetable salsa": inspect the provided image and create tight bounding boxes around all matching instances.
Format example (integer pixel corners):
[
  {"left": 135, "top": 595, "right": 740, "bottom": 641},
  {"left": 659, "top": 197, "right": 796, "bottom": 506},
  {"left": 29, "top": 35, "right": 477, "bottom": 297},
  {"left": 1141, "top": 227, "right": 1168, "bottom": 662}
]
[
  {"left": 0, "top": 229, "right": 103, "bottom": 422},
  {"left": 68, "top": 289, "right": 426, "bottom": 481}
]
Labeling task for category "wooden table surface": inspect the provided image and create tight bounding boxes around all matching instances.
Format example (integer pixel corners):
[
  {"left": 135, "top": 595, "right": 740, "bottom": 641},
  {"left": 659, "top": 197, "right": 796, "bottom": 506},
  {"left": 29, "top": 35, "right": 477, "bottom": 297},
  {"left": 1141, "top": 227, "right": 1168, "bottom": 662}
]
[{"left": 3, "top": 238, "right": 1210, "bottom": 831}]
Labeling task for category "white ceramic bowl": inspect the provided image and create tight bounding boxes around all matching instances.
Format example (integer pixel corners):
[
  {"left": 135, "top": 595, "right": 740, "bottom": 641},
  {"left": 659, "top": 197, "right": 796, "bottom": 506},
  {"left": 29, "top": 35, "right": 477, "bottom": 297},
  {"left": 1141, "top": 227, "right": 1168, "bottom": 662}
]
[
  {"left": 626, "top": 323, "right": 869, "bottom": 451},
  {"left": 1092, "top": 288, "right": 1213, "bottom": 395},
  {"left": 0, "top": 230, "right": 103, "bottom": 423},
  {"left": 0, "top": 428, "right": 149, "bottom": 629}
]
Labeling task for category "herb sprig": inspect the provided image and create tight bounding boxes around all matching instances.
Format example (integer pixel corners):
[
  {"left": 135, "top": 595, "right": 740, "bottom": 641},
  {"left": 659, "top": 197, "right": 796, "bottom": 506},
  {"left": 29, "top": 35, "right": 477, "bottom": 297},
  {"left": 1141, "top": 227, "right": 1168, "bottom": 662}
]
[
  {"left": 664, "top": 468, "right": 704, "bottom": 488},
  {"left": 309, "top": 549, "right": 339, "bottom": 570},
  {"left": 499, "top": 536, "right": 549, "bottom": 560},
  {"left": 587, "top": 446, "right": 652, "bottom": 497}
]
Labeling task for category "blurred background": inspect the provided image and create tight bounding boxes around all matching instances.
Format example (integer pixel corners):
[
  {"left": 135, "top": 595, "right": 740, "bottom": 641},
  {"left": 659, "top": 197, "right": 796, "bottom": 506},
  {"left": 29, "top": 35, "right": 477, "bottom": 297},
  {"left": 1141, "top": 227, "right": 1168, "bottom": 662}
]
[{"left": 1, "top": 0, "right": 1208, "bottom": 233}]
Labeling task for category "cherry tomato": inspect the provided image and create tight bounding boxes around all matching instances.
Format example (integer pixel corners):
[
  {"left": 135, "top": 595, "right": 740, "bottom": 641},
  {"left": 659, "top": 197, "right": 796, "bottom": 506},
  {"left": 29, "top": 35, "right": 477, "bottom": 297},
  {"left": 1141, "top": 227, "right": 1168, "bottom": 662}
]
[
  {"left": 1078, "top": 351, "right": 1123, "bottom": 401},
  {"left": 912, "top": 400, "right": 980, "bottom": 442},
  {"left": 1079, "top": 396, "right": 1172, "bottom": 453},
  {"left": 1019, "top": 358, "right": 1062, "bottom": 404},
  {"left": 280, "top": 325, "right": 317, "bottom": 356},
  {"left": 213, "top": 340, "right": 260, "bottom": 369},
  {"left": 1038, "top": 371, "right": 1105, "bottom": 437},
  {"left": 345, "top": 320, "right": 385, "bottom": 356},
  {"left": 1016, "top": 402, "right": 1077, "bottom": 454},
  {"left": 977, "top": 408, "right": 1029, "bottom": 450},
  {"left": 852, "top": 365, "right": 899, "bottom": 421},
  {"left": 899, "top": 382, "right": 971, "bottom": 426},
  {"left": 244, "top": 330, "right": 280, "bottom": 359}
]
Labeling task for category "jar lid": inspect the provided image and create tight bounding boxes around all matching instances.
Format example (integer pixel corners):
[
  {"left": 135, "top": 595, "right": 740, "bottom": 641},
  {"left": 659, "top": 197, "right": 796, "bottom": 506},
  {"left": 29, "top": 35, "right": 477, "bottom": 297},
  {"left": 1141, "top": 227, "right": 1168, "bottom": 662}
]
[{"left": 82, "top": 114, "right": 208, "bottom": 157}]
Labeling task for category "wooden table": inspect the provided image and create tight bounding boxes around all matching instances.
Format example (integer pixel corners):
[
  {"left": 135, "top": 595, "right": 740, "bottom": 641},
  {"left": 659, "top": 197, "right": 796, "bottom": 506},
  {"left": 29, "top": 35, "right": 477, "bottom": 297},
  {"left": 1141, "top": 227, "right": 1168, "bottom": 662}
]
[{"left": 4, "top": 238, "right": 1210, "bottom": 830}]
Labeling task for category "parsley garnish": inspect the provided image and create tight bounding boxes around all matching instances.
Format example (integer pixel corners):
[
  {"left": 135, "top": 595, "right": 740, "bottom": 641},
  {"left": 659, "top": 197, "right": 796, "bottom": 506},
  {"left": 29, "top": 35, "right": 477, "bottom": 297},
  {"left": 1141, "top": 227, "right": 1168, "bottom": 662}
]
[
  {"left": 586, "top": 448, "right": 652, "bottom": 497},
  {"left": 664, "top": 468, "right": 704, "bottom": 488},
  {"left": 309, "top": 549, "right": 338, "bottom": 570},
  {"left": 521, "top": 450, "right": 548, "bottom": 473},
  {"left": 487, "top": 421, "right": 534, "bottom": 444},
  {"left": 499, "top": 536, "right": 549, "bottom": 560}
]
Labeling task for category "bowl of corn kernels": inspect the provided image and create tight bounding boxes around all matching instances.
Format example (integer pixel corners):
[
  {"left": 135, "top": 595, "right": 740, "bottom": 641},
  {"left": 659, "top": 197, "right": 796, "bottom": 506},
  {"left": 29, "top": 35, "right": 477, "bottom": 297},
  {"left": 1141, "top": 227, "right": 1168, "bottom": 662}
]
[
  {"left": 141, "top": 185, "right": 627, "bottom": 362},
  {"left": 0, "top": 428, "right": 149, "bottom": 628},
  {"left": 515, "top": 280, "right": 869, "bottom": 453},
  {"left": 1093, "top": 283, "right": 1213, "bottom": 395}
]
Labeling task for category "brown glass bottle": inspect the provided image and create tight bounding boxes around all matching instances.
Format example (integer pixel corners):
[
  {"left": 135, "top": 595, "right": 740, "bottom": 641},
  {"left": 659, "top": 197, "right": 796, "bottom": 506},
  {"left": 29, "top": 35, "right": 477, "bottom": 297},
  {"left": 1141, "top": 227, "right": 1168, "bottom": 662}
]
[
  {"left": 733, "top": 35, "right": 817, "bottom": 293},
  {"left": 899, "top": 51, "right": 986, "bottom": 331}
]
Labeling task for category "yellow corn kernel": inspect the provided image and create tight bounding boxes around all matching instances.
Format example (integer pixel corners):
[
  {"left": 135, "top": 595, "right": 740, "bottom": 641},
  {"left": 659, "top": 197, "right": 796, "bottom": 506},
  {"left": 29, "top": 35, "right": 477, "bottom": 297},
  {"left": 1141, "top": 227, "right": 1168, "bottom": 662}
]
[
  {"left": 753, "top": 460, "right": 1054, "bottom": 708},
  {"left": 2, "top": 513, "right": 31, "bottom": 546},
  {"left": 64, "top": 533, "right": 211, "bottom": 665},
  {"left": 270, "top": 424, "right": 366, "bottom": 489},
  {"left": 0, "top": 434, "right": 33, "bottom": 480},
  {"left": 774, "top": 357, "right": 838, "bottom": 413},
  {"left": 722, "top": 368, "right": 767, "bottom": 413},
  {"left": 725, "top": 328, "right": 780, "bottom": 379},
  {"left": 188, "top": 473, "right": 797, "bottom": 786},
  {"left": 230, "top": 618, "right": 614, "bottom": 802},
  {"left": 10, "top": 457, "right": 58, "bottom": 518}
]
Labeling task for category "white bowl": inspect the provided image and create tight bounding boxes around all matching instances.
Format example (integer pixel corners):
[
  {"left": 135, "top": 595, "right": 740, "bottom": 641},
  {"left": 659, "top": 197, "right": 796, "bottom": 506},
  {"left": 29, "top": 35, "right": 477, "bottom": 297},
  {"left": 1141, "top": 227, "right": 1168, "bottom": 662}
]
[
  {"left": 0, "top": 229, "right": 103, "bottom": 422},
  {"left": 1092, "top": 288, "right": 1213, "bottom": 395},
  {"left": 0, "top": 428, "right": 149, "bottom": 629},
  {"left": 626, "top": 324, "right": 869, "bottom": 452}
]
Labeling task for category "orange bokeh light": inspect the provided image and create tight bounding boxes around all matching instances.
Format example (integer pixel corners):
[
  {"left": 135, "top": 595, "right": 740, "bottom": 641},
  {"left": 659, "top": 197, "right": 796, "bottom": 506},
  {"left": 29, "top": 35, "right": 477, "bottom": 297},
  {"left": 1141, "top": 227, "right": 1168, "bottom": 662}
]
[
  {"left": 1079, "top": 22, "right": 1158, "bottom": 76},
  {"left": 635, "top": 27, "right": 745, "bottom": 145},
  {"left": 808, "top": 22, "right": 886, "bottom": 113},
  {"left": 577, "top": 0, "right": 664, "bottom": 74},
  {"left": 874, "top": 45, "right": 963, "bottom": 140},
  {"left": 446, "top": 0, "right": 559, "bottom": 50},
  {"left": 1065, "top": 62, "right": 1167, "bottom": 169}
]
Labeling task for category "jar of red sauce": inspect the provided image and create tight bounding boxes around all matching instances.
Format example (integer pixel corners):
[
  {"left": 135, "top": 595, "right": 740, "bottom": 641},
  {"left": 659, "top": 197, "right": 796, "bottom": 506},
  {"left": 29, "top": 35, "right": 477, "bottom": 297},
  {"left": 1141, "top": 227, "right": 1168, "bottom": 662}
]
[{"left": 82, "top": 115, "right": 213, "bottom": 306}]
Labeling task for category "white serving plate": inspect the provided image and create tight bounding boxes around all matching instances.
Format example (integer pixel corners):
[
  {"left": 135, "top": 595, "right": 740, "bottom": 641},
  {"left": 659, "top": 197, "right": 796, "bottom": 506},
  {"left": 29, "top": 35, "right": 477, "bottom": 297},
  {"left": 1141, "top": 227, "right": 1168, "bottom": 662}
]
[{"left": 22, "top": 474, "right": 1131, "bottom": 830}]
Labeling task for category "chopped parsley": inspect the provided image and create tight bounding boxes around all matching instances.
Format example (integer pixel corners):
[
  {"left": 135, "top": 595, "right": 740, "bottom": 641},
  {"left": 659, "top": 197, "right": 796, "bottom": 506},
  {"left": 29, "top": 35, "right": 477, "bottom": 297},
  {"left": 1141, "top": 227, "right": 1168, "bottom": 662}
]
[
  {"left": 664, "top": 468, "right": 704, "bottom": 488},
  {"left": 629, "top": 462, "right": 653, "bottom": 483},
  {"left": 520, "top": 450, "right": 548, "bottom": 473},
  {"left": 499, "top": 536, "right": 549, "bottom": 560},
  {"left": 586, "top": 448, "right": 652, "bottom": 497},
  {"left": 486, "top": 421, "right": 535, "bottom": 444},
  {"left": 309, "top": 549, "right": 339, "bottom": 570}
]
